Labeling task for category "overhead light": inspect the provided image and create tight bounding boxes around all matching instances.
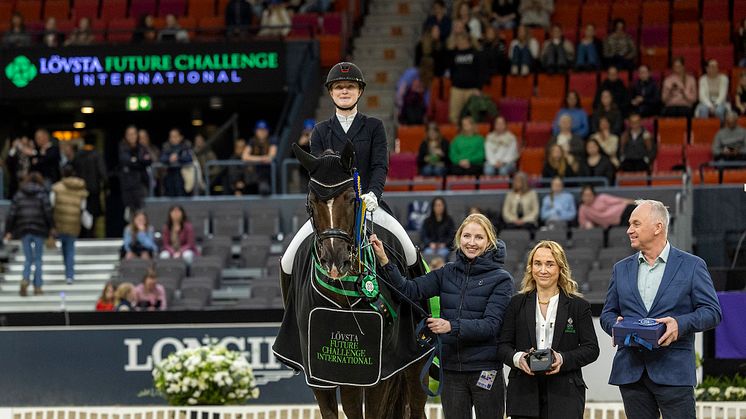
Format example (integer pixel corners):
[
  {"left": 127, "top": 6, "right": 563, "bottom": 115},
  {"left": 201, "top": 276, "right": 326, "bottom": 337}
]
[
  {"left": 81, "top": 106, "right": 94, "bottom": 114},
  {"left": 209, "top": 96, "right": 223, "bottom": 110},
  {"left": 191, "top": 108, "right": 203, "bottom": 126},
  {"left": 73, "top": 121, "right": 86, "bottom": 129},
  {"left": 191, "top": 119, "right": 203, "bottom": 127}
]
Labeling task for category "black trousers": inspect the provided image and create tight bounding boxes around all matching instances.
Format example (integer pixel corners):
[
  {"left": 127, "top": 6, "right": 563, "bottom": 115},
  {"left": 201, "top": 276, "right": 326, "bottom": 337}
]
[
  {"left": 619, "top": 370, "right": 696, "bottom": 419},
  {"left": 440, "top": 370, "right": 505, "bottom": 419}
]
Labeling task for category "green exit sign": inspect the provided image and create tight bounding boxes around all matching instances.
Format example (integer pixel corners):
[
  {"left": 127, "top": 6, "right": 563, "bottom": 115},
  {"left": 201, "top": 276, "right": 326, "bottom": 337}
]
[{"left": 126, "top": 95, "right": 152, "bottom": 111}]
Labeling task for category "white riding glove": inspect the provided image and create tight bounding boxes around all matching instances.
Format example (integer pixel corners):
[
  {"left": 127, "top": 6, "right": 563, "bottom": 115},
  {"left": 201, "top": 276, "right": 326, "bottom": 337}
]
[{"left": 362, "top": 192, "right": 378, "bottom": 212}]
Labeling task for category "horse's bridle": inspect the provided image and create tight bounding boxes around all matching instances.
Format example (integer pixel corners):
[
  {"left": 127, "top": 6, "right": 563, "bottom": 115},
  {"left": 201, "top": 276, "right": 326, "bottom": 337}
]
[{"left": 306, "top": 176, "right": 360, "bottom": 270}]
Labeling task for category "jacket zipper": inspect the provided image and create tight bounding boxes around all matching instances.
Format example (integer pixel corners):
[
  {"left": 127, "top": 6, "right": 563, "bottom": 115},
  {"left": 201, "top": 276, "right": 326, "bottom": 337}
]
[{"left": 456, "top": 263, "right": 471, "bottom": 371}]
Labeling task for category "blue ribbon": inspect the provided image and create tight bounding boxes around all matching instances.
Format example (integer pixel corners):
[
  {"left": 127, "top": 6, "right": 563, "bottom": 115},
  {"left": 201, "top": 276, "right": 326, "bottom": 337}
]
[{"left": 624, "top": 332, "right": 654, "bottom": 351}]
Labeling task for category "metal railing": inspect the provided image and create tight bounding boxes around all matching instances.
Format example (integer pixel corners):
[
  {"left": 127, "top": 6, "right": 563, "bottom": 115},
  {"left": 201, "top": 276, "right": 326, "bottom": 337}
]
[{"left": 204, "top": 160, "right": 277, "bottom": 196}]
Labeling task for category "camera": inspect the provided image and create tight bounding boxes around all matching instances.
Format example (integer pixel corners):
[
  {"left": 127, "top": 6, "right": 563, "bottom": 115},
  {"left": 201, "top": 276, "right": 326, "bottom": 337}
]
[{"left": 526, "top": 349, "right": 554, "bottom": 373}]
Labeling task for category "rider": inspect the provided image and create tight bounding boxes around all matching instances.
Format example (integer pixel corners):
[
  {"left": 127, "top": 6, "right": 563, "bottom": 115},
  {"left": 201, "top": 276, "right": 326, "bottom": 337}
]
[{"left": 281, "top": 62, "right": 418, "bottom": 277}]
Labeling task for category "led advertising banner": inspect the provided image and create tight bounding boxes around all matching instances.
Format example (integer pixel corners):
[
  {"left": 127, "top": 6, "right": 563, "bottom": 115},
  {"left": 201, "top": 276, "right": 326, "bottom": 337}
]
[{"left": 0, "top": 41, "right": 285, "bottom": 99}]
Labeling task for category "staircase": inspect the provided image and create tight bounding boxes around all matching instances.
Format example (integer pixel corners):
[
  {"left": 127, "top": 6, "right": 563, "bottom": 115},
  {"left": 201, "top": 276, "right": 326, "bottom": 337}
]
[
  {"left": 315, "top": 0, "right": 430, "bottom": 145},
  {"left": 0, "top": 239, "right": 121, "bottom": 312}
]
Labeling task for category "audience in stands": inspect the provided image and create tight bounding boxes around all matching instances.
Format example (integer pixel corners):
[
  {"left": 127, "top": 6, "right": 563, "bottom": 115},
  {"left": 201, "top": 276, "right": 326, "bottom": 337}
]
[
  {"left": 603, "top": 19, "right": 636, "bottom": 70},
  {"left": 547, "top": 115, "right": 584, "bottom": 172},
  {"left": 423, "top": 0, "right": 452, "bottom": 43},
  {"left": 578, "top": 185, "right": 636, "bottom": 230},
  {"left": 194, "top": 133, "right": 218, "bottom": 194},
  {"left": 543, "top": 143, "right": 577, "bottom": 179},
  {"left": 65, "top": 17, "right": 95, "bottom": 46},
  {"left": 737, "top": 18, "right": 746, "bottom": 67},
  {"left": 119, "top": 126, "right": 152, "bottom": 218},
  {"left": 449, "top": 115, "right": 485, "bottom": 175},
  {"left": 135, "top": 269, "right": 168, "bottom": 311},
  {"left": 595, "top": 66, "right": 629, "bottom": 115},
  {"left": 575, "top": 24, "right": 602, "bottom": 71},
  {"left": 159, "top": 205, "right": 199, "bottom": 264},
  {"left": 540, "top": 24, "right": 574, "bottom": 74},
  {"left": 225, "top": 0, "right": 254, "bottom": 39},
  {"left": 695, "top": 59, "right": 730, "bottom": 121},
  {"left": 42, "top": 17, "right": 62, "bottom": 47},
  {"left": 509, "top": 24, "right": 539, "bottom": 75},
  {"left": 629, "top": 65, "right": 661, "bottom": 117},
  {"left": 6, "top": 136, "right": 35, "bottom": 198},
  {"left": 448, "top": 32, "right": 487, "bottom": 123},
  {"left": 540, "top": 176, "right": 577, "bottom": 225},
  {"left": 133, "top": 14, "right": 158, "bottom": 43},
  {"left": 460, "top": 91, "right": 498, "bottom": 123},
  {"left": 242, "top": 120, "right": 277, "bottom": 195},
  {"left": 160, "top": 128, "right": 193, "bottom": 197},
  {"left": 492, "top": 0, "right": 519, "bottom": 30},
  {"left": 579, "top": 138, "right": 616, "bottom": 185},
  {"left": 417, "top": 122, "right": 450, "bottom": 177},
  {"left": 31, "top": 128, "right": 61, "bottom": 185},
  {"left": 454, "top": 0, "right": 482, "bottom": 41},
  {"left": 122, "top": 210, "right": 157, "bottom": 260},
  {"left": 553, "top": 91, "right": 589, "bottom": 138},
  {"left": 227, "top": 138, "right": 250, "bottom": 195},
  {"left": 416, "top": 26, "right": 448, "bottom": 77},
  {"left": 589, "top": 116, "right": 620, "bottom": 167},
  {"left": 96, "top": 281, "right": 116, "bottom": 312},
  {"left": 4, "top": 172, "right": 54, "bottom": 297},
  {"left": 519, "top": 0, "right": 553, "bottom": 29},
  {"left": 73, "top": 135, "right": 106, "bottom": 238},
  {"left": 51, "top": 165, "right": 89, "bottom": 285},
  {"left": 619, "top": 113, "right": 656, "bottom": 173},
  {"left": 661, "top": 57, "right": 697, "bottom": 117},
  {"left": 735, "top": 72, "right": 746, "bottom": 115},
  {"left": 398, "top": 75, "right": 428, "bottom": 125},
  {"left": 712, "top": 112, "right": 746, "bottom": 161},
  {"left": 480, "top": 26, "right": 509, "bottom": 77},
  {"left": 138, "top": 128, "right": 160, "bottom": 161},
  {"left": 421, "top": 197, "right": 455, "bottom": 258},
  {"left": 115, "top": 282, "right": 136, "bottom": 312},
  {"left": 502, "top": 171, "right": 539, "bottom": 231},
  {"left": 591, "top": 90, "right": 624, "bottom": 136},
  {"left": 259, "top": 0, "right": 291, "bottom": 37},
  {"left": 294, "top": 119, "right": 314, "bottom": 192},
  {"left": 2, "top": 12, "right": 31, "bottom": 47},
  {"left": 158, "top": 14, "right": 190, "bottom": 42},
  {"left": 484, "top": 116, "right": 519, "bottom": 176}
]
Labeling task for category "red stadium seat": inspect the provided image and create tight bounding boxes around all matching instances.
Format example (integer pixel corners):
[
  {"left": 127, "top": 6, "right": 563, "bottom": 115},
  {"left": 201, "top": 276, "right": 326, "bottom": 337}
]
[
  {"left": 519, "top": 147, "right": 545, "bottom": 176},
  {"left": 690, "top": 119, "right": 721, "bottom": 145},
  {"left": 552, "top": 4, "right": 579, "bottom": 28},
  {"left": 580, "top": 95, "right": 594, "bottom": 115},
  {"left": 524, "top": 122, "right": 553, "bottom": 147},
  {"left": 498, "top": 98, "right": 529, "bottom": 122},
  {"left": 426, "top": 98, "right": 449, "bottom": 124},
  {"left": 159, "top": 0, "right": 186, "bottom": 17},
  {"left": 388, "top": 153, "right": 418, "bottom": 180},
  {"left": 705, "top": 46, "right": 734, "bottom": 74},
  {"left": 15, "top": 0, "right": 42, "bottom": 21},
  {"left": 0, "top": 2, "right": 13, "bottom": 22},
  {"left": 641, "top": 1, "right": 669, "bottom": 26},
  {"left": 412, "top": 176, "right": 441, "bottom": 191},
  {"left": 43, "top": 0, "right": 69, "bottom": 20},
  {"left": 653, "top": 145, "right": 684, "bottom": 172},
  {"left": 536, "top": 74, "right": 566, "bottom": 98},
  {"left": 640, "top": 47, "right": 669, "bottom": 72},
  {"left": 671, "top": 22, "right": 699, "bottom": 48},
  {"left": 319, "top": 34, "right": 342, "bottom": 67},
  {"left": 56, "top": 18, "right": 75, "bottom": 33},
  {"left": 107, "top": 17, "right": 135, "bottom": 42},
  {"left": 640, "top": 25, "right": 668, "bottom": 48},
  {"left": 530, "top": 27, "right": 546, "bottom": 43},
  {"left": 384, "top": 179, "right": 410, "bottom": 192},
  {"left": 698, "top": 168, "right": 720, "bottom": 184},
  {"left": 397, "top": 125, "right": 426, "bottom": 154},
  {"left": 479, "top": 176, "right": 511, "bottom": 190},
  {"left": 322, "top": 12, "right": 344, "bottom": 35},
  {"left": 650, "top": 171, "right": 684, "bottom": 186},
  {"left": 581, "top": 3, "right": 609, "bottom": 27},
  {"left": 438, "top": 124, "right": 458, "bottom": 141},
  {"left": 611, "top": 3, "right": 640, "bottom": 27},
  {"left": 177, "top": 16, "right": 197, "bottom": 36},
  {"left": 101, "top": 0, "right": 127, "bottom": 21},
  {"left": 130, "top": 0, "right": 157, "bottom": 19},
  {"left": 187, "top": 0, "right": 215, "bottom": 16},
  {"left": 446, "top": 176, "right": 477, "bottom": 191},
  {"left": 476, "top": 123, "right": 490, "bottom": 137},
  {"left": 734, "top": 2, "right": 746, "bottom": 26},
  {"left": 482, "top": 75, "right": 503, "bottom": 100},
  {"left": 530, "top": 98, "right": 561, "bottom": 122},
  {"left": 505, "top": 75, "right": 534, "bottom": 100},
  {"left": 430, "top": 77, "right": 451, "bottom": 101},
  {"left": 568, "top": 73, "right": 598, "bottom": 97},
  {"left": 673, "top": 0, "right": 699, "bottom": 22},
  {"left": 616, "top": 171, "right": 648, "bottom": 186},
  {"left": 657, "top": 118, "right": 688, "bottom": 146},
  {"left": 289, "top": 13, "right": 319, "bottom": 38},
  {"left": 72, "top": 0, "right": 99, "bottom": 19},
  {"left": 702, "top": 21, "right": 731, "bottom": 46},
  {"left": 685, "top": 144, "right": 713, "bottom": 171},
  {"left": 703, "top": 0, "right": 728, "bottom": 21},
  {"left": 722, "top": 169, "right": 746, "bottom": 185},
  {"left": 671, "top": 47, "right": 702, "bottom": 75},
  {"left": 507, "top": 122, "right": 524, "bottom": 141},
  {"left": 217, "top": 0, "right": 230, "bottom": 17}
]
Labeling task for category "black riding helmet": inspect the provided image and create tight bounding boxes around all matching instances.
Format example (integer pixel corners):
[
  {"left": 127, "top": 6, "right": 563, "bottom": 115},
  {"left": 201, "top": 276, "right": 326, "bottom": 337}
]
[{"left": 325, "top": 62, "right": 366, "bottom": 91}]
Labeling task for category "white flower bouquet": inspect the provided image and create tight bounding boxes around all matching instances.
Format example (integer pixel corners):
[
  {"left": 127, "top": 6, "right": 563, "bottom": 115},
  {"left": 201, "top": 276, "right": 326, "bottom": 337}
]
[
  {"left": 153, "top": 345, "right": 259, "bottom": 405},
  {"left": 696, "top": 374, "right": 746, "bottom": 402}
]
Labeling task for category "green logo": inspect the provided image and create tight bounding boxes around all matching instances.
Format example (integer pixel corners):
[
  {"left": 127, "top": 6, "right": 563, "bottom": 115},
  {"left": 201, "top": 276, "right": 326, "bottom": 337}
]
[{"left": 5, "top": 55, "right": 37, "bottom": 88}]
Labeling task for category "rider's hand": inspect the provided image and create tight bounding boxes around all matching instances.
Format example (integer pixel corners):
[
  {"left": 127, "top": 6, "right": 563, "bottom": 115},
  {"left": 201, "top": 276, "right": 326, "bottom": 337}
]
[
  {"left": 369, "top": 234, "right": 389, "bottom": 265},
  {"left": 362, "top": 192, "right": 378, "bottom": 211}
]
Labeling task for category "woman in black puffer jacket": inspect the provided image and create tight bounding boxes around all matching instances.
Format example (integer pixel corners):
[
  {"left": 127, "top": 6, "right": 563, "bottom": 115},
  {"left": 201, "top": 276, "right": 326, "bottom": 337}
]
[{"left": 371, "top": 213, "right": 514, "bottom": 419}]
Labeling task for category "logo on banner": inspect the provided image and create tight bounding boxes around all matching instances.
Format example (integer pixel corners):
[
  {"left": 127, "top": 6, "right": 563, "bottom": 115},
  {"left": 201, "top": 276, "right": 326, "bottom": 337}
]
[{"left": 5, "top": 55, "right": 37, "bottom": 87}]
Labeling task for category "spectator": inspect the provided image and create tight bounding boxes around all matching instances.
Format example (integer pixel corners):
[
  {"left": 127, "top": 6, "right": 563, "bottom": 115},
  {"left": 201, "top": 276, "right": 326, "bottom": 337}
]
[
  {"left": 60, "top": 141, "right": 77, "bottom": 168},
  {"left": 6, "top": 136, "right": 35, "bottom": 198},
  {"left": 398, "top": 77, "right": 428, "bottom": 125},
  {"left": 480, "top": 26, "right": 509, "bottom": 76},
  {"left": 619, "top": 112, "right": 656, "bottom": 172},
  {"left": 448, "top": 32, "right": 487, "bottom": 123},
  {"left": 695, "top": 59, "right": 730, "bottom": 120},
  {"left": 135, "top": 270, "right": 167, "bottom": 311},
  {"left": 138, "top": 129, "right": 160, "bottom": 161},
  {"left": 629, "top": 64, "right": 661, "bottom": 117},
  {"left": 115, "top": 282, "right": 136, "bottom": 311},
  {"left": 421, "top": 197, "right": 456, "bottom": 258},
  {"left": 415, "top": 25, "right": 449, "bottom": 77},
  {"left": 158, "top": 14, "right": 189, "bottom": 42},
  {"left": 447, "top": 20, "right": 475, "bottom": 50},
  {"left": 417, "top": 122, "right": 450, "bottom": 177},
  {"left": 122, "top": 210, "right": 157, "bottom": 260},
  {"left": 160, "top": 128, "right": 193, "bottom": 197},
  {"left": 484, "top": 116, "right": 519, "bottom": 176},
  {"left": 42, "top": 17, "right": 62, "bottom": 47},
  {"left": 118, "top": 125, "right": 152, "bottom": 218},
  {"left": 31, "top": 128, "right": 61, "bottom": 184},
  {"left": 594, "top": 66, "right": 629, "bottom": 115},
  {"left": 225, "top": 0, "right": 253, "bottom": 39},
  {"left": 589, "top": 116, "right": 620, "bottom": 167},
  {"left": 258, "top": 0, "right": 291, "bottom": 37},
  {"left": 4, "top": 172, "right": 54, "bottom": 296},
  {"left": 519, "top": 0, "right": 553, "bottom": 28},
  {"left": 293, "top": 119, "right": 314, "bottom": 192},
  {"left": 96, "top": 281, "right": 116, "bottom": 311},
  {"left": 578, "top": 138, "right": 616, "bottom": 185},
  {"left": 459, "top": 91, "right": 499, "bottom": 123},
  {"left": 603, "top": 19, "right": 636, "bottom": 70},
  {"left": 159, "top": 205, "right": 199, "bottom": 264},
  {"left": 540, "top": 24, "right": 574, "bottom": 74},
  {"left": 492, "top": 0, "right": 519, "bottom": 30},
  {"left": 547, "top": 114, "right": 584, "bottom": 172},
  {"left": 540, "top": 176, "right": 577, "bottom": 225},
  {"left": 509, "top": 24, "right": 539, "bottom": 75},
  {"left": 449, "top": 115, "right": 486, "bottom": 175},
  {"left": 575, "top": 24, "right": 602, "bottom": 71},
  {"left": 734, "top": 72, "right": 746, "bottom": 115},
  {"left": 543, "top": 143, "right": 577, "bottom": 179},
  {"left": 737, "top": 18, "right": 746, "bottom": 67},
  {"left": 502, "top": 171, "right": 539, "bottom": 231},
  {"left": 455, "top": 0, "right": 482, "bottom": 39},
  {"left": 227, "top": 138, "right": 250, "bottom": 195},
  {"left": 661, "top": 57, "right": 697, "bottom": 117},
  {"left": 65, "top": 17, "right": 96, "bottom": 46},
  {"left": 241, "top": 120, "right": 277, "bottom": 195},
  {"left": 133, "top": 14, "right": 157, "bottom": 43},
  {"left": 193, "top": 133, "right": 217, "bottom": 193},
  {"left": 2, "top": 12, "right": 31, "bottom": 47},
  {"left": 712, "top": 112, "right": 746, "bottom": 161},
  {"left": 51, "top": 165, "right": 89, "bottom": 285},
  {"left": 423, "top": 0, "right": 452, "bottom": 43},
  {"left": 577, "top": 185, "right": 636, "bottom": 230},
  {"left": 591, "top": 90, "right": 624, "bottom": 135},
  {"left": 552, "top": 91, "right": 589, "bottom": 138}
]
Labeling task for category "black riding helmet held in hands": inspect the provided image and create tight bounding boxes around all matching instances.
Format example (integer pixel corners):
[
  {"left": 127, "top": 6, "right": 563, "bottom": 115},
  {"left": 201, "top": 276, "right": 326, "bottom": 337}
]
[{"left": 326, "top": 62, "right": 366, "bottom": 111}]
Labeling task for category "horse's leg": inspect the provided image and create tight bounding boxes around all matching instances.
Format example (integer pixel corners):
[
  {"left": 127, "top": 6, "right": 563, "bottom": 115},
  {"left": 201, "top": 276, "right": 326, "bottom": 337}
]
[
  {"left": 404, "top": 358, "right": 430, "bottom": 419},
  {"left": 312, "top": 388, "right": 339, "bottom": 419},
  {"left": 339, "top": 386, "right": 364, "bottom": 419},
  {"left": 364, "top": 377, "right": 403, "bottom": 419}
]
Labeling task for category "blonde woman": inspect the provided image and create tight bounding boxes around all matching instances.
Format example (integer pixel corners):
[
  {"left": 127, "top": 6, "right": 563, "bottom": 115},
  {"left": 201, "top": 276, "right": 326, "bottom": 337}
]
[
  {"left": 497, "top": 241, "right": 599, "bottom": 419},
  {"left": 502, "top": 171, "right": 539, "bottom": 231},
  {"left": 115, "top": 282, "right": 137, "bottom": 312},
  {"left": 371, "top": 213, "right": 514, "bottom": 418}
]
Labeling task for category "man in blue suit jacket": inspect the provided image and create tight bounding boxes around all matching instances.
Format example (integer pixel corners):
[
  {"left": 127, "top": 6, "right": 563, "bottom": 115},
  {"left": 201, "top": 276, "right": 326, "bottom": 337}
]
[{"left": 601, "top": 199, "right": 722, "bottom": 419}]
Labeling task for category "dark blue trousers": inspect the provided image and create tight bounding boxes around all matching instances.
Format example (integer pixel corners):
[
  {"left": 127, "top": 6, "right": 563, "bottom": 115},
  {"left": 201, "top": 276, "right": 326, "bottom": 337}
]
[{"left": 619, "top": 370, "right": 696, "bottom": 419}]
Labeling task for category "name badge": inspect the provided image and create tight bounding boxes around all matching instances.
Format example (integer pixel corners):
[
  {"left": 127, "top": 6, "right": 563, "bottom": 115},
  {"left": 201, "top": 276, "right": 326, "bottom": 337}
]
[{"left": 476, "top": 370, "right": 497, "bottom": 390}]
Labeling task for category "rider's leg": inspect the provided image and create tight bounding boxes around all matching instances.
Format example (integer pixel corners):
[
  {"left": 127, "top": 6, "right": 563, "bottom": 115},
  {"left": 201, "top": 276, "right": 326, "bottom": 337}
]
[{"left": 280, "top": 219, "right": 314, "bottom": 275}]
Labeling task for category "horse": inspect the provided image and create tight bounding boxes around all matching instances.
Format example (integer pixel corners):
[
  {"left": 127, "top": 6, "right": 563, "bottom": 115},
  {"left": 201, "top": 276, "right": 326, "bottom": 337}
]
[{"left": 272, "top": 142, "right": 434, "bottom": 419}]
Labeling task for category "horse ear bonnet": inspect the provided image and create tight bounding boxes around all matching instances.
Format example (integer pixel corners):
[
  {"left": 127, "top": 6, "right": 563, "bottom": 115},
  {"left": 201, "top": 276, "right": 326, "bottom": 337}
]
[{"left": 307, "top": 149, "right": 354, "bottom": 201}]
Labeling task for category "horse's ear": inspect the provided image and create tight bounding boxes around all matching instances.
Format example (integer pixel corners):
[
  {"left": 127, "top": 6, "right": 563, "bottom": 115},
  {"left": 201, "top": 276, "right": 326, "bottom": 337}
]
[
  {"left": 341, "top": 141, "right": 354, "bottom": 172},
  {"left": 293, "top": 143, "right": 318, "bottom": 173}
]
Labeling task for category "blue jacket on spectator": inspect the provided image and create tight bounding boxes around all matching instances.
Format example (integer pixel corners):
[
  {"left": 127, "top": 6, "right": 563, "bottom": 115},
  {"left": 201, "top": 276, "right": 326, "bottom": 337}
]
[
  {"left": 382, "top": 241, "right": 514, "bottom": 372},
  {"left": 123, "top": 227, "right": 157, "bottom": 254},
  {"left": 541, "top": 192, "right": 578, "bottom": 223},
  {"left": 552, "top": 108, "right": 590, "bottom": 138}
]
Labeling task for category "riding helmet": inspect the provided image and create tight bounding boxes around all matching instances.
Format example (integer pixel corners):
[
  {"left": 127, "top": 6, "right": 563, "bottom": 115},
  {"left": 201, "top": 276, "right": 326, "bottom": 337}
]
[{"left": 325, "top": 62, "right": 366, "bottom": 90}]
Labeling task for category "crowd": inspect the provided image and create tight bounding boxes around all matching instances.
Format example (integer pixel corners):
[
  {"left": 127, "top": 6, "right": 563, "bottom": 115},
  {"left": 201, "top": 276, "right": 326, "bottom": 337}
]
[{"left": 94, "top": 269, "right": 167, "bottom": 312}]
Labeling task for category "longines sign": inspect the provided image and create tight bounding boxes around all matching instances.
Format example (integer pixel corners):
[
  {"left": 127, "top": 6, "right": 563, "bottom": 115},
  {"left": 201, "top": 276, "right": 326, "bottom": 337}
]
[
  {"left": 0, "top": 323, "right": 312, "bottom": 406},
  {"left": 0, "top": 42, "right": 285, "bottom": 98}
]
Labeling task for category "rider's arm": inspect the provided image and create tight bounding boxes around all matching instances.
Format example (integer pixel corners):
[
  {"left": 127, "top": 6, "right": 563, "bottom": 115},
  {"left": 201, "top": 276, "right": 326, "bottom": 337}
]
[{"left": 367, "top": 119, "right": 388, "bottom": 200}]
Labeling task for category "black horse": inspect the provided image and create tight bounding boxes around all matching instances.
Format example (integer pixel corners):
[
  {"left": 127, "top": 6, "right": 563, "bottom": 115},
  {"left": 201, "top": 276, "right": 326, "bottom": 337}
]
[{"left": 273, "top": 143, "right": 433, "bottom": 419}]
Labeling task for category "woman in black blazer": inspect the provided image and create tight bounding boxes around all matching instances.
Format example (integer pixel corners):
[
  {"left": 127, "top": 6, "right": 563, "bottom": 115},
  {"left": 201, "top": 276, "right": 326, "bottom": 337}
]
[{"left": 497, "top": 240, "right": 599, "bottom": 419}]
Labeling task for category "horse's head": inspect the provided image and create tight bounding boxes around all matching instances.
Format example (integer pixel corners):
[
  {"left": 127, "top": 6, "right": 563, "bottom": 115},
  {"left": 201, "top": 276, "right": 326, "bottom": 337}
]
[{"left": 294, "top": 142, "right": 359, "bottom": 279}]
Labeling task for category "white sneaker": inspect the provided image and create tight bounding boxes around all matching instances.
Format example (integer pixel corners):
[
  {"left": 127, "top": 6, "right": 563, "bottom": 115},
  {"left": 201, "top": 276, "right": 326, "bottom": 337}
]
[{"left": 66, "top": 278, "right": 74, "bottom": 285}]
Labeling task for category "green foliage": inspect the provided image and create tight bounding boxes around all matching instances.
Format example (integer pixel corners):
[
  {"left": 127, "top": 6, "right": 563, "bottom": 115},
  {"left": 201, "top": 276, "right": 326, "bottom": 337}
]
[{"left": 696, "top": 374, "right": 746, "bottom": 402}]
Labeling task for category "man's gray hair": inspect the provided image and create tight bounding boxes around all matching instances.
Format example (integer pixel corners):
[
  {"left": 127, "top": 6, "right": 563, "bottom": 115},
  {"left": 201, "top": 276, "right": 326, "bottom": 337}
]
[{"left": 634, "top": 199, "right": 669, "bottom": 233}]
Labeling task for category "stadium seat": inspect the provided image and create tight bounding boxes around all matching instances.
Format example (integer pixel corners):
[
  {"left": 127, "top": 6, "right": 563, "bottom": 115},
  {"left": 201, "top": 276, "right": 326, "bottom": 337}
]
[
  {"left": 551, "top": 4, "right": 580, "bottom": 28},
  {"left": 478, "top": 176, "right": 511, "bottom": 190},
  {"left": 430, "top": 77, "right": 451, "bottom": 101},
  {"left": 518, "top": 147, "right": 545, "bottom": 176},
  {"left": 322, "top": 12, "right": 344, "bottom": 35},
  {"left": 640, "top": 25, "right": 668, "bottom": 48},
  {"left": 155, "top": 259, "right": 188, "bottom": 283},
  {"left": 650, "top": 171, "right": 684, "bottom": 186},
  {"left": 723, "top": 169, "right": 746, "bottom": 184},
  {"left": 703, "top": 0, "right": 728, "bottom": 21},
  {"left": 411, "top": 176, "right": 441, "bottom": 191},
  {"left": 672, "top": 47, "right": 703, "bottom": 75},
  {"left": 616, "top": 171, "right": 648, "bottom": 186},
  {"left": 505, "top": 75, "right": 534, "bottom": 100},
  {"left": 568, "top": 73, "right": 598, "bottom": 97},
  {"left": 704, "top": 46, "right": 734, "bottom": 74},
  {"left": 397, "top": 125, "right": 425, "bottom": 153},
  {"left": 56, "top": 18, "right": 75, "bottom": 33},
  {"left": 438, "top": 124, "right": 458, "bottom": 141},
  {"left": 389, "top": 153, "right": 418, "bottom": 180},
  {"left": 191, "top": 256, "right": 225, "bottom": 284},
  {"left": 0, "top": 2, "right": 13, "bottom": 22},
  {"left": 671, "top": 22, "right": 700, "bottom": 48},
  {"left": 15, "top": 0, "right": 43, "bottom": 21},
  {"left": 536, "top": 74, "right": 566, "bottom": 99},
  {"left": 130, "top": 0, "right": 157, "bottom": 19},
  {"left": 580, "top": 3, "right": 609, "bottom": 27},
  {"left": 600, "top": 69, "right": 630, "bottom": 86},
  {"left": 101, "top": 0, "right": 127, "bottom": 21},
  {"left": 107, "top": 18, "right": 136, "bottom": 42},
  {"left": 158, "top": 0, "right": 186, "bottom": 17},
  {"left": 507, "top": 122, "right": 524, "bottom": 140},
  {"left": 212, "top": 210, "right": 245, "bottom": 238},
  {"left": 702, "top": 21, "right": 731, "bottom": 46},
  {"left": 426, "top": 98, "right": 450, "bottom": 124},
  {"left": 698, "top": 168, "right": 720, "bottom": 184},
  {"left": 579, "top": 95, "right": 594, "bottom": 115},
  {"left": 72, "top": 0, "right": 99, "bottom": 19},
  {"left": 43, "top": 0, "right": 69, "bottom": 20},
  {"left": 384, "top": 179, "right": 410, "bottom": 192},
  {"left": 445, "top": 176, "right": 477, "bottom": 191},
  {"left": 657, "top": 118, "right": 688, "bottom": 146},
  {"left": 216, "top": 0, "right": 230, "bottom": 16},
  {"left": 607, "top": 226, "right": 631, "bottom": 248},
  {"left": 187, "top": 0, "right": 215, "bottom": 17},
  {"left": 640, "top": 47, "right": 669, "bottom": 72},
  {"left": 530, "top": 98, "right": 561, "bottom": 122},
  {"left": 476, "top": 123, "right": 490, "bottom": 137},
  {"left": 691, "top": 119, "right": 721, "bottom": 145},
  {"left": 654, "top": 145, "right": 684, "bottom": 172},
  {"left": 611, "top": 3, "right": 640, "bottom": 27},
  {"left": 529, "top": 27, "right": 546, "bottom": 43},
  {"left": 524, "top": 122, "right": 553, "bottom": 147},
  {"left": 247, "top": 209, "right": 281, "bottom": 236},
  {"left": 498, "top": 98, "right": 529, "bottom": 122},
  {"left": 672, "top": 0, "right": 699, "bottom": 22},
  {"left": 569, "top": 228, "right": 604, "bottom": 250},
  {"left": 563, "top": 26, "right": 578, "bottom": 43},
  {"left": 240, "top": 242, "right": 270, "bottom": 269},
  {"left": 319, "top": 35, "right": 342, "bottom": 67},
  {"left": 177, "top": 16, "right": 197, "bottom": 36},
  {"left": 685, "top": 144, "right": 713, "bottom": 171},
  {"left": 289, "top": 13, "right": 318, "bottom": 37},
  {"left": 482, "top": 75, "right": 503, "bottom": 100},
  {"left": 641, "top": 1, "right": 669, "bottom": 26}
]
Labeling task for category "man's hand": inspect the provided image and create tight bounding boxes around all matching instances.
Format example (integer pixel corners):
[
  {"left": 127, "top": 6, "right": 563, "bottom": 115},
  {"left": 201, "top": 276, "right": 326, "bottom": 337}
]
[
  {"left": 656, "top": 317, "right": 679, "bottom": 346},
  {"left": 426, "top": 317, "right": 451, "bottom": 334},
  {"left": 612, "top": 316, "right": 623, "bottom": 347}
]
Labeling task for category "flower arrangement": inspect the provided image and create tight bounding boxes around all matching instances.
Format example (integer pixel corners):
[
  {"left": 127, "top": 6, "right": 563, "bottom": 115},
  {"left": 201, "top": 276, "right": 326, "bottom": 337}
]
[
  {"left": 152, "top": 344, "right": 259, "bottom": 405},
  {"left": 696, "top": 374, "right": 746, "bottom": 402}
]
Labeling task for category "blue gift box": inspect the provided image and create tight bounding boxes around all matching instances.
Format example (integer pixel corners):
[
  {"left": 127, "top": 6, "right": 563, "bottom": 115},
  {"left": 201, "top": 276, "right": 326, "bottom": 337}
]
[{"left": 612, "top": 318, "right": 666, "bottom": 350}]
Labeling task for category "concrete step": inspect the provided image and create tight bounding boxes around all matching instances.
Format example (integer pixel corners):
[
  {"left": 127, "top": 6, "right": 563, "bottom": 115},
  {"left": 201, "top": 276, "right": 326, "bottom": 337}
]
[
  {"left": 353, "top": 46, "right": 414, "bottom": 61},
  {"left": 364, "top": 14, "right": 425, "bottom": 26},
  {"left": 368, "top": 2, "right": 429, "bottom": 16},
  {"left": 7, "top": 263, "right": 116, "bottom": 273},
  {"left": 354, "top": 37, "right": 414, "bottom": 49},
  {"left": 0, "top": 283, "right": 103, "bottom": 293},
  {"left": 13, "top": 254, "right": 121, "bottom": 263},
  {"left": 0, "top": 302, "right": 95, "bottom": 313},
  {"left": 0, "top": 293, "right": 96, "bottom": 304},
  {"left": 360, "top": 25, "right": 420, "bottom": 42},
  {"left": 2, "top": 272, "right": 113, "bottom": 282}
]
